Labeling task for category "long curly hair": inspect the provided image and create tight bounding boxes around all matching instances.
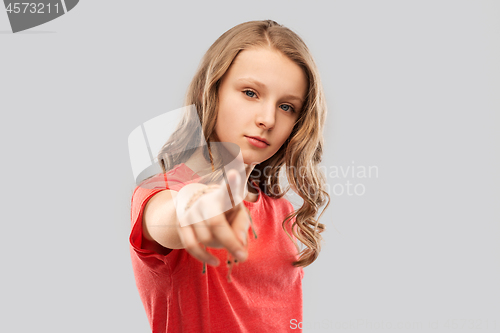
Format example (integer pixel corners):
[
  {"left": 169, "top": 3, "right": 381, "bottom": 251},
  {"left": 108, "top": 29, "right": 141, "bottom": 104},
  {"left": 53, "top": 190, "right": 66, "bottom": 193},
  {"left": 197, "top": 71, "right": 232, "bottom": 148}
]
[{"left": 157, "top": 20, "right": 330, "bottom": 268}]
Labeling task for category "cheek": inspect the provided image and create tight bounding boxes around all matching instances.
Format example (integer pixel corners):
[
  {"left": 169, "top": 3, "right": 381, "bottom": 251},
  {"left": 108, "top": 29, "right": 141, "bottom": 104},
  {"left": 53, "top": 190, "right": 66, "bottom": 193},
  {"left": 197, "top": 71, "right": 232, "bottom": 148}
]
[
  {"left": 218, "top": 95, "right": 245, "bottom": 124},
  {"left": 215, "top": 102, "right": 240, "bottom": 139},
  {"left": 277, "top": 120, "right": 296, "bottom": 142},
  {"left": 216, "top": 107, "right": 235, "bottom": 130}
]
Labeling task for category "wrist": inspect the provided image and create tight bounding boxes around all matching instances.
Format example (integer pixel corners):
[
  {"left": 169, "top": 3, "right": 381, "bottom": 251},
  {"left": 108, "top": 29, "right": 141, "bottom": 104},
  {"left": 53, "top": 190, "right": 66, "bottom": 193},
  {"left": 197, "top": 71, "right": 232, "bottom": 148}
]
[
  {"left": 177, "top": 183, "right": 208, "bottom": 211},
  {"left": 175, "top": 183, "right": 220, "bottom": 224},
  {"left": 184, "top": 184, "right": 220, "bottom": 211}
]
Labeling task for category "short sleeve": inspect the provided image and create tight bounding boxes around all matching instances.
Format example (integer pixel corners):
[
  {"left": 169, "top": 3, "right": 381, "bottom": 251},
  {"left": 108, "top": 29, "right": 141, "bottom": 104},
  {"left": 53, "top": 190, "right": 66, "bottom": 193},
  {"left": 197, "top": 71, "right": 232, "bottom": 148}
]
[
  {"left": 129, "top": 176, "right": 171, "bottom": 264},
  {"left": 129, "top": 164, "right": 202, "bottom": 267}
]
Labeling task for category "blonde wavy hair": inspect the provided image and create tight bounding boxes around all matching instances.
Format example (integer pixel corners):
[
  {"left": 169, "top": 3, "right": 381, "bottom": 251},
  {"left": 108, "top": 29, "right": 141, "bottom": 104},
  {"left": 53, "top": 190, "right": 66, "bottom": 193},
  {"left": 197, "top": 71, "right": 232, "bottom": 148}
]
[{"left": 157, "top": 20, "right": 330, "bottom": 268}]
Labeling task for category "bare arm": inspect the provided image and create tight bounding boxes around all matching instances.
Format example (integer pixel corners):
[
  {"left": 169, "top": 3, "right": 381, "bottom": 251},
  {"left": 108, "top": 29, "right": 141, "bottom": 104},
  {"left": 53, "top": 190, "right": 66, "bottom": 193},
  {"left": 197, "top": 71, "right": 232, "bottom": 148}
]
[
  {"left": 141, "top": 170, "right": 250, "bottom": 265},
  {"left": 142, "top": 189, "right": 184, "bottom": 250}
]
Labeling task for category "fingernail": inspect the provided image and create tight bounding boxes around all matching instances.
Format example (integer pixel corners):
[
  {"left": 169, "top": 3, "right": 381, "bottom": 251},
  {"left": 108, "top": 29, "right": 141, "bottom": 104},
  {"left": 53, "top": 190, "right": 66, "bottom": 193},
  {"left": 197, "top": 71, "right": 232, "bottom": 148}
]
[
  {"left": 208, "top": 258, "right": 219, "bottom": 266},
  {"left": 235, "top": 250, "right": 247, "bottom": 261}
]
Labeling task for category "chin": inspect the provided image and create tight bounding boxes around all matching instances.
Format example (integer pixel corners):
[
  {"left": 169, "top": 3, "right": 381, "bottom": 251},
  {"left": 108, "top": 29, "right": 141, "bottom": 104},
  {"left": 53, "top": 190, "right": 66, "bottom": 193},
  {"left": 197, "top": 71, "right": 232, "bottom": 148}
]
[
  {"left": 242, "top": 154, "right": 264, "bottom": 166},
  {"left": 242, "top": 159, "right": 260, "bottom": 166},
  {"left": 241, "top": 146, "right": 277, "bottom": 165}
]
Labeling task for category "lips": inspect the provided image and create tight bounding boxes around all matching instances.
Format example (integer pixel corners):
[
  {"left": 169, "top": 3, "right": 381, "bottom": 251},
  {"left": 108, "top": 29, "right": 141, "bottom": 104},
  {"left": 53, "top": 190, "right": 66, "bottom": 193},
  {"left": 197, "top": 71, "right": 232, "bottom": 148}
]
[{"left": 245, "top": 136, "right": 270, "bottom": 145}]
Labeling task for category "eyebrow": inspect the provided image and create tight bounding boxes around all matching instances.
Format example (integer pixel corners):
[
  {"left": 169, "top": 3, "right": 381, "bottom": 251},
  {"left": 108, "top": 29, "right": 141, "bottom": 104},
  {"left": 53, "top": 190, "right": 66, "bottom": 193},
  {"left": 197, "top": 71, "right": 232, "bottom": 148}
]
[{"left": 236, "top": 78, "right": 304, "bottom": 104}]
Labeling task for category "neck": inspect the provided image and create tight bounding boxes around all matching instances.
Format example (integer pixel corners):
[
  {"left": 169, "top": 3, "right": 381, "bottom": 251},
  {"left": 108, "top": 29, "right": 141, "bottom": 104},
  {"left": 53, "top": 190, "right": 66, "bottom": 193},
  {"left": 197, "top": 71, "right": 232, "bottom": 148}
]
[{"left": 244, "top": 162, "right": 260, "bottom": 202}]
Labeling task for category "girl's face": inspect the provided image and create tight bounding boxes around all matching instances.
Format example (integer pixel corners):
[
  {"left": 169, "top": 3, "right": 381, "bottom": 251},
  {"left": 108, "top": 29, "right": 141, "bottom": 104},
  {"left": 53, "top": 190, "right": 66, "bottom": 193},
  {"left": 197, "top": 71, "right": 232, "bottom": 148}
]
[{"left": 215, "top": 47, "right": 307, "bottom": 165}]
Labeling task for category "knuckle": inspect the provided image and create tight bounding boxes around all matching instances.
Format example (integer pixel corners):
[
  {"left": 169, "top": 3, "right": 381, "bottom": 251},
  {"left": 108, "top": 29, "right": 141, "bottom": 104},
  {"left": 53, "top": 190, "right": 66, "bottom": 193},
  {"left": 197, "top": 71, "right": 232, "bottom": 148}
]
[
  {"left": 184, "top": 242, "right": 198, "bottom": 253},
  {"left": 207, "top": 216, "right": 226, "bottom": 228},
  {"left": 209, "top": 241, "right": 224, "bottom": 249},
  {"left": 197, "top": 234, "right": 213, "bottom": 245}
]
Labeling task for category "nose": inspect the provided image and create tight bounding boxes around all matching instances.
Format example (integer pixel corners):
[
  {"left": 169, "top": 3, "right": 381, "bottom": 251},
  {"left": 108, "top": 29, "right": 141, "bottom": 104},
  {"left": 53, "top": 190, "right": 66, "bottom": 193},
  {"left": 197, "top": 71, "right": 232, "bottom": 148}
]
[{"left": 255, "top": 103, "right": 276, "bottom": 130}]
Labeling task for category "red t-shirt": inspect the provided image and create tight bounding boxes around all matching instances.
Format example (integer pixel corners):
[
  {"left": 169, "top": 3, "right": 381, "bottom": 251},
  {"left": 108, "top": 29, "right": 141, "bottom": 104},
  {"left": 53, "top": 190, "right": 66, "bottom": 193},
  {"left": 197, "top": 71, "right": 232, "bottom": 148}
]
[{"left": 129, "top": 163, "right": 304, "bottom": 333}]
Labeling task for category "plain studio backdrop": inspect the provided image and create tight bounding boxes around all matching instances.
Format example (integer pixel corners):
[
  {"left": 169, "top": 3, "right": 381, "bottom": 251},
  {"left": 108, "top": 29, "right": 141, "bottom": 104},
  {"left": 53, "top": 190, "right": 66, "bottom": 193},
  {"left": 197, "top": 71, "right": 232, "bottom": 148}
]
[{"left": 1, "top": 1, "right": 499, "bottom": 332}]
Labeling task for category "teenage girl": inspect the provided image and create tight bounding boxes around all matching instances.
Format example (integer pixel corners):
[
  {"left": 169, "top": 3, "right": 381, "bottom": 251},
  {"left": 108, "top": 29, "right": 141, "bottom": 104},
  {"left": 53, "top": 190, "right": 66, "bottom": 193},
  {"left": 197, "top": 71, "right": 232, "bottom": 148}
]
[{"left": 129, "top": 20, "right": 330, "bottom": 333}]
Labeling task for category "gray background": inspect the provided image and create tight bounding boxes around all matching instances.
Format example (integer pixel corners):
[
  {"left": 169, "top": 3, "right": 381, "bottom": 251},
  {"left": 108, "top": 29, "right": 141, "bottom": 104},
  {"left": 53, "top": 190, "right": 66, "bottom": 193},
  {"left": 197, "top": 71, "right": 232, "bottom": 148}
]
[{"left": 1, "top": 1, "right": 499, "bottom": 332}]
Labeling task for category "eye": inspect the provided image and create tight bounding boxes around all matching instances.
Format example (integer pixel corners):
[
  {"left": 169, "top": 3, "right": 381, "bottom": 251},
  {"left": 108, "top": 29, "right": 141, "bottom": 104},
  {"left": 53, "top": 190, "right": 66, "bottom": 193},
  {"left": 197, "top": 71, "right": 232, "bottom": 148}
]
[
  {"left": 280, "top": 104, "right": 295, "bottom": 113},
  {"left": 243, "top": 89, "right": 296, "bottom": 113},
  {"left": 243, "top": 90, "right": 257, "bottom": 98}
]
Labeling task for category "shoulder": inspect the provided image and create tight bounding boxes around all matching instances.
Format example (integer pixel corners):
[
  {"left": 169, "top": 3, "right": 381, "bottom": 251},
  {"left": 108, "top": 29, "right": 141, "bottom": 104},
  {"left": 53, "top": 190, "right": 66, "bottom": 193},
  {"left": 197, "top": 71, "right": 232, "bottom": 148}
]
[
  {"left": 277, "top": 196, "right": 294, "bottom": 213},
  {"left": 132, "top": 163, "right": 194, "bottom": 198},
  {"left": 260, "top": 190, "right": 295, "bottom": 215}
]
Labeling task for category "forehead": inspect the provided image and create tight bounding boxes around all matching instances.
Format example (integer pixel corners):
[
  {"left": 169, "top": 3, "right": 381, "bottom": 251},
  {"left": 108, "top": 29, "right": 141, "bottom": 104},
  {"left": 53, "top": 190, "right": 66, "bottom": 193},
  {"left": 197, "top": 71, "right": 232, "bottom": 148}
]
[{"left": 225, "top": 47, "right": 308, "bottom": 100}]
